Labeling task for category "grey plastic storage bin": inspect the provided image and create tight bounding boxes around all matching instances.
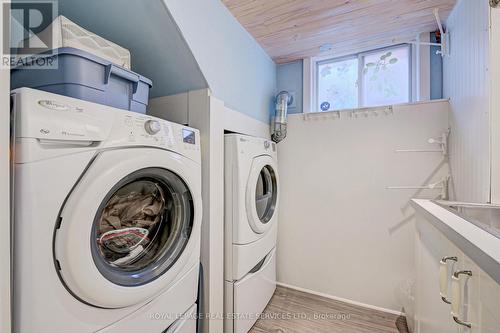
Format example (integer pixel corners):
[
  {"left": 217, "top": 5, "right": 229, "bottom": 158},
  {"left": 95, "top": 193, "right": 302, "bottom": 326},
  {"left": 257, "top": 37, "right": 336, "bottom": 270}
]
[{"left": 11, "top": 47, "right": 152, "bottom": 113}]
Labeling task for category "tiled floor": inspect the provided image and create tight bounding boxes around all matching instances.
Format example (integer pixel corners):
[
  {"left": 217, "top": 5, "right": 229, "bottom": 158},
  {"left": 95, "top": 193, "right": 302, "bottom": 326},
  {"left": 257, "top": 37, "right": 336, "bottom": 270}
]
[{"left": 250, "top": 286, "right": 409, "bottom": 333}]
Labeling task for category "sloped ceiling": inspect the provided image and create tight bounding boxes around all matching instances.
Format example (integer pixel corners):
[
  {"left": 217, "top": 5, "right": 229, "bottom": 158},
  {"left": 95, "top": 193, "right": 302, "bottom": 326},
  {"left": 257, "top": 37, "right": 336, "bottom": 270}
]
[
  {"left": 222, "top": 0, "right": 457, "bottom": 64},
  {"left": 57, "top": 0, "right": 208, "bottom": 98},
  {"left": 164, "top": 0, "right": 276, "bottom": 122},
  {"left": 14, "top": 0, "right": 276, "bottom": 121}
]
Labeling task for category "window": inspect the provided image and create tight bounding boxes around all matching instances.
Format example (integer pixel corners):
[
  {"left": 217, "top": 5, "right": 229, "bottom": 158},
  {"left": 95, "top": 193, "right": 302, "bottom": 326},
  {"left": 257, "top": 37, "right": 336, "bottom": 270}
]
[
  {"left": 316, "top": 45, "right": 411, "bottom": 112},
  {"left": 317, "top": 57, "right": 358, "bottom": 111}
]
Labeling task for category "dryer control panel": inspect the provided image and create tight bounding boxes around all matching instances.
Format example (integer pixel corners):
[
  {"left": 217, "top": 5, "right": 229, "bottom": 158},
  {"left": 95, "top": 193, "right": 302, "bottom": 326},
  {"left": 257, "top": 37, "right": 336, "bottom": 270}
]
[{"left": 226, "top": 134, "right": 277, "bottom": 161}]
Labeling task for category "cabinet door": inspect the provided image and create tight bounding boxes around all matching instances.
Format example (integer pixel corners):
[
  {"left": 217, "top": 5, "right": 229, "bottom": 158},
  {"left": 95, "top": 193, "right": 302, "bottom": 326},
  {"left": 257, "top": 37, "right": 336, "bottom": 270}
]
[
  {"left": 459, "top": 255, "right": 480, "bottom": 332},
  {"left": 416, "top": 217, "right": 500, "bottom": 333},
  {"left": 415, "top": 216, "right": 460, "bottom": 333},
  {"left": 478, "top": 266, "right": 500, "bottom": 333},
  {"left": 455, "top": 250, "right": 500, "bottom": 333}
]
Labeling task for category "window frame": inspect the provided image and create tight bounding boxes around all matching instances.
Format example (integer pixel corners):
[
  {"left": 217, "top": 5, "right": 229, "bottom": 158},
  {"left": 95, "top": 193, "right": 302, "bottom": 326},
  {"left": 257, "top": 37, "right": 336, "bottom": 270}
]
[
  {"left": 312, "top": 44, "right": 413, "bottom": 112},
  {"left": 315, "top": 54, "right": 359, "bottom": 112}
]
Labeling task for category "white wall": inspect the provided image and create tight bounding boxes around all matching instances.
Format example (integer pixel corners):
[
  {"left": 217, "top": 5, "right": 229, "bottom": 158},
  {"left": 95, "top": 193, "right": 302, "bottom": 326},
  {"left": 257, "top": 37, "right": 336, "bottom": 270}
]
[
  {"left": 490, "top": 5, "right": 500, "bottom": 203},
  {"left": 0, "top": 1, "right": 11, "bottom": 331},
  {"left": 277, "top": 101, "right": 449, "bottom": 312},
  {"left": 443, "top": 0, "right": 491, "bottom": 203},
  {"left": 164, "top": 0, "right": 276, "bottom": 122}
]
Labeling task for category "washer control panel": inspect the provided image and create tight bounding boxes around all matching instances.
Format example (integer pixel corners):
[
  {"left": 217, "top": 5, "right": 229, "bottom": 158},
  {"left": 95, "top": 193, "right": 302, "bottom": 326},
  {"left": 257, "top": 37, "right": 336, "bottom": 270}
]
[
  {"left": 122, "top": 114, "right": 198, "bottom": 144},
  {"left": 117, "top": 113, "right": 200, "bottom": 161},
  {"left": 12, "top": 88, "right": 200, "bottom": 163}
]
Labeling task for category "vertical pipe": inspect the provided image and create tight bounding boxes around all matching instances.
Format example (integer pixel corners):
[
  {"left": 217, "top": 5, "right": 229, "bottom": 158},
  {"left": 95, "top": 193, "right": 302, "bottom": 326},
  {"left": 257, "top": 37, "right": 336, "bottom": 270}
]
[{"left": 272, "top": 91, "right": 291, "bottom": 143}]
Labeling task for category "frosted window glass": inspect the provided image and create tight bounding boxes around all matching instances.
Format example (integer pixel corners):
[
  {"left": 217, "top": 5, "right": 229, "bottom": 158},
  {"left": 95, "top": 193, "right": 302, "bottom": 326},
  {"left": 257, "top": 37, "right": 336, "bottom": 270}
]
[
  {"left": 361, "top": 46, "right": 410, "bottom": 107},
  {"left": 317, "top": 58, "right": 358, "bottom": 111}
]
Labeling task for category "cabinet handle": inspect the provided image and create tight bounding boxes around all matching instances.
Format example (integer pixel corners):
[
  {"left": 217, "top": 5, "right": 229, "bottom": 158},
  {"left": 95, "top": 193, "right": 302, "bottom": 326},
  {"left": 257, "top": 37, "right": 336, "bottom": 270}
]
[
  {"left": 451, "top": 270, "right": 472, "bottom": 328},
  {"left": 439, "top": 256, "right": 458, "bottom": 304}
]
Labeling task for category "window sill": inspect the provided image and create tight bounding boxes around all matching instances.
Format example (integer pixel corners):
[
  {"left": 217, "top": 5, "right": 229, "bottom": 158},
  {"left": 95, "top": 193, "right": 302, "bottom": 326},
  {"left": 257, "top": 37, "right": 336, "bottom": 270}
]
[{"left": 301, "top": 98, "right": 449, "bottom": 115}]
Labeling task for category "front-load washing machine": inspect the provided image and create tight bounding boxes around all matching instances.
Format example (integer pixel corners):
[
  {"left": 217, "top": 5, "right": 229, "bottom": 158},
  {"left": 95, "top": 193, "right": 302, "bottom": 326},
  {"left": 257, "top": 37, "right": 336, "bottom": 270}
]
[
  {"left": 224, "top": 134, "right": 280, "bottom": 333},
  {"left": 11, "top": 88, "right": 202, "bottom": 333}
]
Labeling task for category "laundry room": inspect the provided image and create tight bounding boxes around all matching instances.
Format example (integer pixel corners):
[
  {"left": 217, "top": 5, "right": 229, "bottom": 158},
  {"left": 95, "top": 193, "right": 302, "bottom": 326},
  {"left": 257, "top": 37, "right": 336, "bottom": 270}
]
[{"left": 0, "top": 0, "right": 499, "bottom": 333}]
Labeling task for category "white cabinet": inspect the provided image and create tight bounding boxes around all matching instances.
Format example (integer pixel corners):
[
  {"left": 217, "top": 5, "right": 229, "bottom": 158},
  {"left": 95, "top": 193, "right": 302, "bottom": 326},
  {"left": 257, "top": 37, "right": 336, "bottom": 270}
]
[{"left": 413, "top": 214, "right": 500, "bottom": 333}]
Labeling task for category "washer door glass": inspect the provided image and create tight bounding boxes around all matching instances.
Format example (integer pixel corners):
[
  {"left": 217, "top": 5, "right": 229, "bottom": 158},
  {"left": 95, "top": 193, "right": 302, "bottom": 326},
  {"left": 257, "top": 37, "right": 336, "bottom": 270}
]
[
  {"left": 91, "top": 168, "right": 193, "bottom": 287},
  {"left": 255, "top": 165, "right": 278, "bottom": 224}
]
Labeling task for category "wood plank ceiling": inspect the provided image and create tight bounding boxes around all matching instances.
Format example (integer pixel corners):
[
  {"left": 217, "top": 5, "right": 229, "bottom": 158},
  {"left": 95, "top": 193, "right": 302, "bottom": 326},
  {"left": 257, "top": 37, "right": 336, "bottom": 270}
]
[{"left": 222, "top": 0, "right": 457, "bottom": 64}]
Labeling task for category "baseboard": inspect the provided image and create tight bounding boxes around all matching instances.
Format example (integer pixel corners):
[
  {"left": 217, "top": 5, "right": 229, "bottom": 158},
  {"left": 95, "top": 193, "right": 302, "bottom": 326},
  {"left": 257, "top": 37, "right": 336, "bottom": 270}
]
[{"left": 276, "top": 282, "right": 403, "bottom": 316}]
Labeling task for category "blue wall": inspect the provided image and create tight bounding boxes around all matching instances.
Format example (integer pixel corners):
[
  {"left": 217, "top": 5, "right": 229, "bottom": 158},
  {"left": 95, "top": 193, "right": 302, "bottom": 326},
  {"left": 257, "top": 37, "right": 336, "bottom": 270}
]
[
  {"left": 165, "top": 0, "right": 276, "bottom": 122},
  {"left": 276, "top": 60, "right": 303, "bottom": 114}
]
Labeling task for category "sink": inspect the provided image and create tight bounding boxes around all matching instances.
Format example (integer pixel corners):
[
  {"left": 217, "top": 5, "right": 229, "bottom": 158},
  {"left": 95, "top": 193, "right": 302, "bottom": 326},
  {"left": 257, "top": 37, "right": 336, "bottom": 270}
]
[{"left": 433, "top": 200, "right": 500, "bottom": 240}]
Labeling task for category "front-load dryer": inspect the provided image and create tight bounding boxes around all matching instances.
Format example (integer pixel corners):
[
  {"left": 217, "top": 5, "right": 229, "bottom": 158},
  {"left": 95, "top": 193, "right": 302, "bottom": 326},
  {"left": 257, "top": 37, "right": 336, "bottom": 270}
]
[
  {"left": 224, "top": 134, "right": 279, "bottom": 333},
  {"left": 11, "top": 88, "right": 202, "bottom": 333}
]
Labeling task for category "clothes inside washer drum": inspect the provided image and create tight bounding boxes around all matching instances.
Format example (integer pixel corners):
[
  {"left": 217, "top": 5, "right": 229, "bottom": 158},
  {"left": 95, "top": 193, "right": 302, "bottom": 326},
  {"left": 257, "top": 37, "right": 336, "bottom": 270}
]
[{"left": 96, "top": 182, "right": 170, "bottom": 267}]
